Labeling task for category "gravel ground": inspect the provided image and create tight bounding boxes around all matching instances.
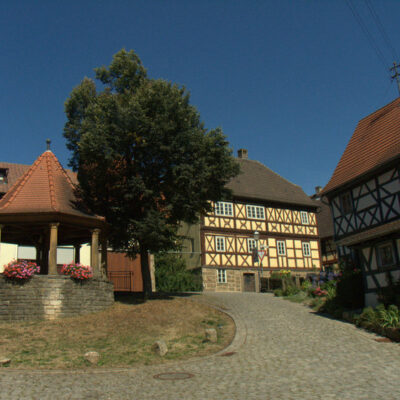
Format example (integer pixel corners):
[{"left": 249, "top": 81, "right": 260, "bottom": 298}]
[{"left": 1, "top": 292, "right": 399, "bottom": 400}]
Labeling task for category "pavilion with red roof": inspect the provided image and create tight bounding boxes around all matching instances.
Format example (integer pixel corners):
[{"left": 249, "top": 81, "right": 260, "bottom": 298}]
[{"left": 0, "top": 143, "right": 107, "bottom": 276}]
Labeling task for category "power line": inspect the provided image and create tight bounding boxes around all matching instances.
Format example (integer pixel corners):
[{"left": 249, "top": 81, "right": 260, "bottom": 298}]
[
  {"left": 345, "top": 0, "right": 390, "bottom": 70},
  {"left": 390, "top": 62, "right": 400, "bottom": 96},
  {"left": 364, "top": 0, "right": 399, "bottom": 62}
]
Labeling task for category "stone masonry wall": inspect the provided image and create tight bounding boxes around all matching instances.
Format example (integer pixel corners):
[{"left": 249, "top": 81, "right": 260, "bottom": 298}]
[{"left": 0, "top": 275, "right": 114, "bottom": 321}]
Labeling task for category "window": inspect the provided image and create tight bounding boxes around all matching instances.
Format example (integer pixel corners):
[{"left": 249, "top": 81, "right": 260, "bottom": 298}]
[
  {"left": 218, "top": 269, "right": 227, "bottom": 283},
  {"left": 247, "top": 238, "right": 257, "bottom": 252},
  {"left": 300, "top": 211, "right": 309, "bottom": 225},
  {"left": 340, "top": 192, "right": 353, "bottom": 215},
  {"left": 302, "top": 242, "right": 311, "bottom": 257},
  {"left": 377, "top": 242, "right": 395, "bottom": 268},
  {"left": 215, "top": 236, "right": 226, "bottom": 252},
  {"left": 0, "top": 168, "right": 8, "bottom": 184},
  {"left": 277, "top": 241, "right": 286, "bottom": 256},
  {"left": 214, "top": 201, "right": 233, "bottom": 217},
  {"left": 246, "top": 205, "right": 265, "bottom": 220}
]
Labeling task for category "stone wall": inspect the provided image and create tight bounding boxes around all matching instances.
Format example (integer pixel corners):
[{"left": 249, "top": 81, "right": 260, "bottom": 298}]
[
  {"left": 203, "top": 267, "right": 244, "bottom": 292},
  {"left": 0, "top": 275, "right": 114, "bottom": 321}
]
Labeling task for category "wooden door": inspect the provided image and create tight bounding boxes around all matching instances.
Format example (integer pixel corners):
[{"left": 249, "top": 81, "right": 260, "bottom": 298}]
[{"left": 243, "top": 273, "right": 256, "bottom": 292}]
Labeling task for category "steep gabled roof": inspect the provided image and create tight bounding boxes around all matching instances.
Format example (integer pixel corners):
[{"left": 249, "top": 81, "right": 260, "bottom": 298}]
[
  {"left": 0, "top": 150, "right": 99, "bottom": 220},
  {"left": 226, "top": 158, "right": 316, "bottom": 208},
  {"left": 322, "top": 98, "right": 400, "bottom": 195}
]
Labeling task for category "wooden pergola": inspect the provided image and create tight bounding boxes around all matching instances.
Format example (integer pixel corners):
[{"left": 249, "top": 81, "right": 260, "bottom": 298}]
[{"left": 0, "top": 149, "right": 107, "bottom": 277}]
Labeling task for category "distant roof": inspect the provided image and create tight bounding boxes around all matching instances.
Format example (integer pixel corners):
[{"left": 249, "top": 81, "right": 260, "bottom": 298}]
[
  {"left": 0, "top": 151, "right": 100, "bottom": 220},
  {"left": 322, "top": 98, "right": 400, "bottom": 195},
  {"left": 0, "top": 162, "right": 30, "bottom": 194},
  {"left": 226, "top": 158, "right": 316, "bottom": 208},
  {"left": 0, "top": 161, "right": 77, "bottom": 194}
]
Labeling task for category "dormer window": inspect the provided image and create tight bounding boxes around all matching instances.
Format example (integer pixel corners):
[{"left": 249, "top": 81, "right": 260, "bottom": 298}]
[{"left": 0, "top": 168, "right": 8, "bottom": 184}]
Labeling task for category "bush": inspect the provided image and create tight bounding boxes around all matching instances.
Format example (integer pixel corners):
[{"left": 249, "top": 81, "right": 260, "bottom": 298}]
[
  {"left": 155, "top": 253, "right": 202, "bottom": 292},
  {"left": 3, "top": 260, "right": 40, "bottom": 280},
  {"left": 273, "top": 289, "right": 284, "bottom": 297},
  {"left": 61, "top": 263, "right": 93, "bottom": 280}
]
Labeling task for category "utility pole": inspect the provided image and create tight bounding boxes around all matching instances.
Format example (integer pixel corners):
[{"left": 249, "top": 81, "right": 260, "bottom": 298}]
[{"left": 390, "top": 62, "right": 400, "bottom": 97}]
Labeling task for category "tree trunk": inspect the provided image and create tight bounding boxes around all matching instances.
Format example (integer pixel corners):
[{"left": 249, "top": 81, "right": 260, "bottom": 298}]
[{"left": 140, "top": 246, "right": 152, "bottom": 298}]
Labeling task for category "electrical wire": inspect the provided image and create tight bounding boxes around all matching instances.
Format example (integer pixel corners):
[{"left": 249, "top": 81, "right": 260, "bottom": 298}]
[
  {"left": 364, "top": 0, "right": 399, "bottom": 62},
  {"left": 345, "top": 0, "right": 390, "bottom": 70}
]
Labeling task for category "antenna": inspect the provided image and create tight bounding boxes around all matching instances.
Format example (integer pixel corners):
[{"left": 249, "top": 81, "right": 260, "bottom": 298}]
[{"left": 390, "top": 62, "right": 400, "bottom": 97}]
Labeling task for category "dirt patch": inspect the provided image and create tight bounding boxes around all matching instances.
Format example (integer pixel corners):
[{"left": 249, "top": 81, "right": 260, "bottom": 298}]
[{"left": 0, "top": 296, "right": 234, "bottom": 369}]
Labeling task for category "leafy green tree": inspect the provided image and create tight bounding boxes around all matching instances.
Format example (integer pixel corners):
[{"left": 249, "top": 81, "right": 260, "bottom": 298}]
[
  {"left": 155, "top": 253, "right": 202, "bottom": 293},
  {"left": 63, "top": 49, "right": 239, "bottom": 296}
]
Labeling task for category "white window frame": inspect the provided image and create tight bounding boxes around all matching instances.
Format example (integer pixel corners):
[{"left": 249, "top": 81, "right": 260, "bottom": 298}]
[
  {"left": 246, "top": 205, "right": 265, "bottom": 220},
  {"left": 247, "top": 238, "right": 257, "bottom": 252},
  {"left": 214, "top": 201, "right": 233, "bottom": 217},
  {"left": 215, "top": 236, "right": 226, "bottom": 252},
  {"left": 217, "top": 269, "right": 227, "bottom": 283},
  {"left": 302, "top": 242, "right": 311, "bottom": 257},
  {"left": 277, "top": 240, "right": 286, "bottom": 256},
  {"left": 300, "top": 211, "right": 309, "bottom": 225}
]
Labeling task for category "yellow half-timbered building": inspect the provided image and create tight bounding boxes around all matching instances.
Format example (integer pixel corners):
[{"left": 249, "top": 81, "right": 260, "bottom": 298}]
[{"left": 183, "top": 149, "right": 322, "bottom": 292}]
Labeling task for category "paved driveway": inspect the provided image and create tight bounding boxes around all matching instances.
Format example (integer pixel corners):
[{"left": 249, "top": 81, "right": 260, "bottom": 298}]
[{"left": 1, "top": 293, "right": 400, "bottom": 400}]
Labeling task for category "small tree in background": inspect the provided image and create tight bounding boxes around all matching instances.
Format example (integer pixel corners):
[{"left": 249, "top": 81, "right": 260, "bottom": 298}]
[
  {"left": 155, "top": 253, "right": 202, "bottom": 293},
  {"left": 63, "top": 49, "right": 239, "bottom": 296}
]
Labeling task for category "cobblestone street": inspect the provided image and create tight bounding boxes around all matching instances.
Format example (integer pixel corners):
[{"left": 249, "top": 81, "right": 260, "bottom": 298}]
[{"left": 1, "top": 292, "right": 400, "bottom": 400}]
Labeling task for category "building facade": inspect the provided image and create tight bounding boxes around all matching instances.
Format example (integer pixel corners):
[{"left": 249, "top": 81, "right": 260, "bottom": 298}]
[
  {"left": 183, "top": 149, "right": 322, "bottom": 292},
  {"left": 321, "top": 98, "right": 400, "bottom": 306}
]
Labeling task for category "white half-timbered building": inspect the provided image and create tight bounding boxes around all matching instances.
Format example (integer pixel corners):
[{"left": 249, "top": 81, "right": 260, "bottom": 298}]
[
  {"left": 321, "top": 98, "right": 400, "bottom": 306},
  {"left": 182, "top": 149, "right": 321, "bottom": 292}
]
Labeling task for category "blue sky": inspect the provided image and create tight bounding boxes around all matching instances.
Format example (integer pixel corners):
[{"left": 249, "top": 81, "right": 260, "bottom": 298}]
[{"left": 1, "top": 0, "right": 400, "bottom": 195}]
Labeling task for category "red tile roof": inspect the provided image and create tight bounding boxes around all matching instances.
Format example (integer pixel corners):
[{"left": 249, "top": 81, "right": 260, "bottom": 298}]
[
  {"left": 0, "top": 151, "right": 99, "bottom": 220},
  {"left": 322, "top": 98, "right": 400, "bottom": 195}
]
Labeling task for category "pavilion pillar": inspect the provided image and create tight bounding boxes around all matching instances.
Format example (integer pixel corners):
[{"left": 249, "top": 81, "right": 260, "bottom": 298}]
[
  {"left": 48, "top": 223, "right": 59, "bottom": 275},
  {"left": 91, "top": 229, "right": 100, "bottom": 277},
  {"left": 0, "top": 225, "right": 3, "bottom": 259},
  {"left": 100, "top": 233, "right": 108, "bottom": 279},
  {"left": 74, "top": 244, "right": 81, "bottom": 264}
]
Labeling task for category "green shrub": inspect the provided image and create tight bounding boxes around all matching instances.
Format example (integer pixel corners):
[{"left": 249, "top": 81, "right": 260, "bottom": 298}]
[
  {"left": 155, "top": 253, "right": 202, "bottom": 292},
  {"left": 284, "top": 285, "right": 300, "bottom": 296},
  {"left": 356, "top": 306, "right": 380, "bottom": 331},
  {"left": 301, "top": 280, "right": 312, "bottom": 292},
  {"left": 309, "top": 297, "right": 325, "bottom": 311},
  {"left": 378, "top": 304, "right": 400, "bottom": 328},
  {"left": 274, "top": 289, "right": 284, "bottom": 297}
]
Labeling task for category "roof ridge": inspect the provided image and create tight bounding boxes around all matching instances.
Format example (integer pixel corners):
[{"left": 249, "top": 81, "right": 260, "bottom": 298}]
[
  {"left": 45, "top": 152, "right": 58, "bottom": 211},
  {"left": 0, "top": 154, "right": 45, "bottom": 210},
  {"left": 362, "top": 97, "right": 400, "bottom": 123}
]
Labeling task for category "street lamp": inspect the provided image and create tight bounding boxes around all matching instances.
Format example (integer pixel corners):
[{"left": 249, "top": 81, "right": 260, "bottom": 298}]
[{"left": 253, "top": 231, "right": 261, "bottom": 292}]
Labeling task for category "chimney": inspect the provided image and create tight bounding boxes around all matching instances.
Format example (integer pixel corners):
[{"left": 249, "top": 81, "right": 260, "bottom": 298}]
[
  {"left": 315, "top": 186, "right": 322, "bottom": 195},
  {"left": 237, "top": 149, "right": 248, "bottom": 159}
]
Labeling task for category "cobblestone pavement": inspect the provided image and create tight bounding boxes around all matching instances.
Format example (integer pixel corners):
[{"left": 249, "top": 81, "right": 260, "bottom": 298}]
[{"left": 1, "top": 292, "right": 400, "bottom": 399}]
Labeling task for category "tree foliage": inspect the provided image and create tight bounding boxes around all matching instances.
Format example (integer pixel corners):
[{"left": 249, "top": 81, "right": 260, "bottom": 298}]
[
  {"left": 63, "top": 49, "right": 239, "bottom": 295},
  {"left": 155, "top": 253, "right": 202, "bottom": 293}
]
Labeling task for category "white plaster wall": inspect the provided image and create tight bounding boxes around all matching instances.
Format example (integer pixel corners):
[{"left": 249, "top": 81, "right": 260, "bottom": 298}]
[
  {"left": 80, "top": 243, "right": 91, "bottom": 266},
  {"left": 365, "top": 292, "right": 379, "bottom": 308},
  {"left": 0, "top": 243, "right": 18, "bottom": 272}
]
